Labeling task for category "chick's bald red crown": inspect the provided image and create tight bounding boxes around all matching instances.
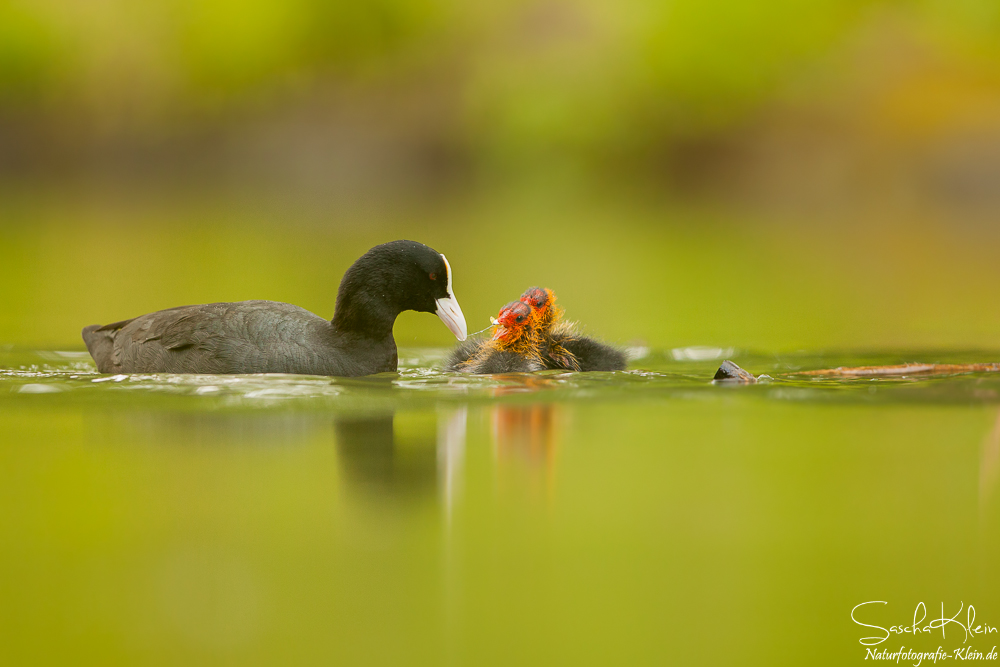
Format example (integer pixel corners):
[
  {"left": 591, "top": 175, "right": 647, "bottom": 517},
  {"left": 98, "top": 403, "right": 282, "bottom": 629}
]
[
  {"left": 491, "top": 301, "right": 533, "bottom": 343},
  {"left": 520, "top": 286, "right": 550, "bottom": 310},
  {"left": 520, "top": 286, "right": 559, "bottom": 328}
]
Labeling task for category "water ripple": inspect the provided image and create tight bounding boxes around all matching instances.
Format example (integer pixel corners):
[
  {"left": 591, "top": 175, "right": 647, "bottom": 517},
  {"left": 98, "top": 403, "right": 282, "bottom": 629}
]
[{"left": 2, "top": 347, "right": 1000, "bottom": 409}]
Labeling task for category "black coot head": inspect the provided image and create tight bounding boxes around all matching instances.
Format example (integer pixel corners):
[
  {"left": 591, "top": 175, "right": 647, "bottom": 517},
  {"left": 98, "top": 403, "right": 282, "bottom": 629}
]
[{"left": 338, "top": 240, "right": 467, "bottom": 340}]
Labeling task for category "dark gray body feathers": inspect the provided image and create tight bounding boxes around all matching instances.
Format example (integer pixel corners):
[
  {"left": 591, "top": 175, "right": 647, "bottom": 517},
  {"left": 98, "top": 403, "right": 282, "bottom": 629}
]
[
  {"left": 446, "top": 325, "right": 627, "bottom": 374},
  {"left": 540, "top": 321, "right": 627, "bottom": 372},
  {"left": 445, "top": 337, "right": 544, "bottom": 374},
  {"left": 83, "top": 300, "right": 395, "bottom": 376},
  {"left": 553, "top": 335, "right": 627, "bottom": 371}
]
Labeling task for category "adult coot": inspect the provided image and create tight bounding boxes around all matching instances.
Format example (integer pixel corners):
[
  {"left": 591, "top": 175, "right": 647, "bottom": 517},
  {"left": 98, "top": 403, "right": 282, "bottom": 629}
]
[
  {"left": 520, "top": 287, "right": 627, "bottom": 372},
  {"left": 447, "top": 301, "right": 544, "bottom": 373},
  {"left": 82, "top": 240, "right": 467, "bottom": 377}
]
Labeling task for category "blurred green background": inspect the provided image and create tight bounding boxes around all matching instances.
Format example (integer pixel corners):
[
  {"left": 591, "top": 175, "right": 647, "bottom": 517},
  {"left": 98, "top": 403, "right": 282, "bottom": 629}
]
[{"left": 2, "top": 0, "right": 1000, "bottom": 349}]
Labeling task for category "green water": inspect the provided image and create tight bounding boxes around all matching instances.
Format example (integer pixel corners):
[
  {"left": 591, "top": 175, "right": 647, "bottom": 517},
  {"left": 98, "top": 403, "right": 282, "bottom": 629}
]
[
  {"left": 2, "top": 347, "right": 1000, "bottom": 665},
  {"left": 2, "top": 177, "right": 1000, "bottom": 666}
]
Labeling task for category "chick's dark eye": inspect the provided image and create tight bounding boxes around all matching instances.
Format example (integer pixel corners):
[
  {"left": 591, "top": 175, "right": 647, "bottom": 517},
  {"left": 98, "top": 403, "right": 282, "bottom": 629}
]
[
  {"left": 516, "top": 315, "right": 524, "bottom": 323},
  {"left": 429, "top": 272, "right": 437, "bottom": 281}
]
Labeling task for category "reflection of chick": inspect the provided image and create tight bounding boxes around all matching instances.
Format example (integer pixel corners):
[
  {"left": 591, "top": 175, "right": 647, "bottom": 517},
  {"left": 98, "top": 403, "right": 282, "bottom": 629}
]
[
  {"left": 492, "top": 403, "right": 558, "bottom": 464},
  {"left": 520, "top": 287, "right": 627, "bottom": 372},
  {"left": 447, "top": 301, "right": 544, "bottom": 373}
]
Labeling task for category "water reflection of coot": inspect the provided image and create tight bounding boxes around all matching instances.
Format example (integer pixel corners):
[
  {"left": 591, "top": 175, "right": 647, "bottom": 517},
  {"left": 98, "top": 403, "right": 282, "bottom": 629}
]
[{"left": 334, "top": 413, "right": 438, "bottom": 502}]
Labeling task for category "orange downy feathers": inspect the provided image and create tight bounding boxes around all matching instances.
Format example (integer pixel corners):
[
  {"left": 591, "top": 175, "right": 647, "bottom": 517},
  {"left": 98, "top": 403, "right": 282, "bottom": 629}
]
[
  {"left": 458, "top": 301, "right": 543, "bottom": 371},
  {"left": 520, "top": 287, "right": 580, "bottom": 371}
]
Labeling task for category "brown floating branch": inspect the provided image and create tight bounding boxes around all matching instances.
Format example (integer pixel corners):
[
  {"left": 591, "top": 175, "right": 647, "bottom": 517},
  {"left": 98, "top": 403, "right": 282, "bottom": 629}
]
[{"left": 797, "top": 363, "right": 1000, "bottom": 378}]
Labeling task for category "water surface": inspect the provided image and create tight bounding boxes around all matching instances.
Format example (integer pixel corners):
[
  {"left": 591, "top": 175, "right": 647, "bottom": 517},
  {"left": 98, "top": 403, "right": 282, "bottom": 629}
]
[{"left": 2, "top": 347, "right": 999, "bottom": 665}]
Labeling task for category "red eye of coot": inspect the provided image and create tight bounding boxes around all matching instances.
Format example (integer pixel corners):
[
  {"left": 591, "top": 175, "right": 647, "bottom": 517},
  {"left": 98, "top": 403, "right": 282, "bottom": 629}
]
[{"left": 429, "top": 273, "right": 437, "bottom": 280}]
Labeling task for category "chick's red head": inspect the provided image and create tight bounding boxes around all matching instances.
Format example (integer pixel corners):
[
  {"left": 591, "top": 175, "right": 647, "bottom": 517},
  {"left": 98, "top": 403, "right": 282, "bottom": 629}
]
[
  {"left": 520, "top": 287, "right": 557, "bottom": 327},
  {"left": 492, "top": 301, "right": 533, "bottom": 344}
]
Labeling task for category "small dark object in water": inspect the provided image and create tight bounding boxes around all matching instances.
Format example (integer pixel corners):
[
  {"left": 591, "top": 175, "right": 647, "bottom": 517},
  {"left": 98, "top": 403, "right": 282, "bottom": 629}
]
[
  {"left": 519, "top": 287, "right": 627, "bottom": 371},
  {"left": 447, "top": 301, "right": 544, "bottom": 373},
  {"left": 714, "top": 360, "right": 757, "bottom": 384},
  {"left": 82, "top": 240, "right": 467, "bottom": 377}
]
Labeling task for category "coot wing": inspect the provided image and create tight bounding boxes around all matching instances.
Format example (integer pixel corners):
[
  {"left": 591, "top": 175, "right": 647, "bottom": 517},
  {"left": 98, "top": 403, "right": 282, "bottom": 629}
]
[
  {"left": 547, "top": 321, "right": 626, "bottom": 371},
  {"left": 445, "top": 337, "right": 484, "bottom": 371},
  {"left": 83, "top": 301, "right": 332, "bottom": 374}
]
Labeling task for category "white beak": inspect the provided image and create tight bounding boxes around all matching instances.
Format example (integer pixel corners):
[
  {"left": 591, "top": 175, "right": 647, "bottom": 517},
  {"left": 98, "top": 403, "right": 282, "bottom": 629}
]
[
  {"left": 435, "top": 254, "right": 467, "bottom": 341},
  {"left": 436, "top": 295, "right": 467, "bottom": 341}
]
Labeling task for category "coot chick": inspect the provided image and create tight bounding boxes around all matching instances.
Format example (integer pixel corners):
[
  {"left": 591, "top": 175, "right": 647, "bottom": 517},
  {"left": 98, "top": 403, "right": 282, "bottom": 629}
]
[
  {"left": 447, "top": 301, "right": 544, "bottom": 374},
  {"left": 520, "top": 286, "right": 627, "bottom": 372},
  {"left": 82, "top": 240, "right": 467, "bottom": 377}
]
